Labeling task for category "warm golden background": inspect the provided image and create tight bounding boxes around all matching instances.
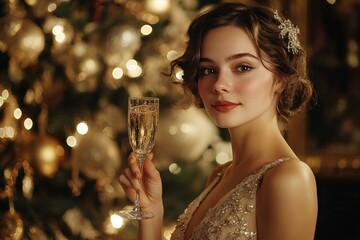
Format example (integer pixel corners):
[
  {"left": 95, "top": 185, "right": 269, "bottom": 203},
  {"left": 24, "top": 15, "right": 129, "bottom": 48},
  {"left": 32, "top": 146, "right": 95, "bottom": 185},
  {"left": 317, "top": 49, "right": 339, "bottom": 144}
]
[{"left": 0, "top": 0, "right": 359, "bottom": 239}]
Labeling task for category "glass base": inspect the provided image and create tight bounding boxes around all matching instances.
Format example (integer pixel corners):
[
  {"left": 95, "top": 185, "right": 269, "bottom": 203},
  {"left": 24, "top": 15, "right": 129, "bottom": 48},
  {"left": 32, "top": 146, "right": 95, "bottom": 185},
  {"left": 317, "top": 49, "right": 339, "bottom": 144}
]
[{"left": 118, "top": 207, "right": 154, "bottom": 220}]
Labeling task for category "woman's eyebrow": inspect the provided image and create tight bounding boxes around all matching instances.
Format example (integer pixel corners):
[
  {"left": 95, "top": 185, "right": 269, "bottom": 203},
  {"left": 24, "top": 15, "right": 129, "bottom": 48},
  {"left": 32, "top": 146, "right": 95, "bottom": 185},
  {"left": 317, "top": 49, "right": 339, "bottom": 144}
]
[
  {"left": 199, "top": 53, "right": 259, "bottom": 63},
  {"left": 226, "top": 53, "right": 259, "bottom": 61},
  {"left": 199, "top": 57, "right": 213, "bottom": 63}
]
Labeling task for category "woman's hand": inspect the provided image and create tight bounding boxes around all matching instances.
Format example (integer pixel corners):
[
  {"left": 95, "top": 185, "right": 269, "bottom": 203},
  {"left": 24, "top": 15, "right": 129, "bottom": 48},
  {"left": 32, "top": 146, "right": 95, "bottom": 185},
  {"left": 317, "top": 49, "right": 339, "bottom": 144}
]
[{"left": 119, "top": 152, "right": 163, "bottom": 211}]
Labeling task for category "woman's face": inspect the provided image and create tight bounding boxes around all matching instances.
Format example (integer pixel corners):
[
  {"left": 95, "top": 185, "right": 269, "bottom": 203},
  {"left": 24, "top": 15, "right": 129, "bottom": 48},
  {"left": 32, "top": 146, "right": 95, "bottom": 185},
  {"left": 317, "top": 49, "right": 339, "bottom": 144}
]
[{"left": 198, "top": 25, "right": 279, "bottom": 129}]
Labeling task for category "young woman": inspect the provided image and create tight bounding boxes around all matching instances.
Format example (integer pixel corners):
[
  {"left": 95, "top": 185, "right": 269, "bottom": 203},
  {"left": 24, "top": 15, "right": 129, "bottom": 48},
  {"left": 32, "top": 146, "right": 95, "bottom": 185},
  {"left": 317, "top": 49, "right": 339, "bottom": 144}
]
[{"left": 119, "top": 2, "right": 318, "bottom": 240}]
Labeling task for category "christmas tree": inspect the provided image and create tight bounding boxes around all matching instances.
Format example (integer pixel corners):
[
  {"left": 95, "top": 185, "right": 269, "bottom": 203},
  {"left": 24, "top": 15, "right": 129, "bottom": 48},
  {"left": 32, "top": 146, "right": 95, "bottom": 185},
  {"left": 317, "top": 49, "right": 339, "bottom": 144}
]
[{"left": 0, "top": 0, "right": 230, "bottom": 239}]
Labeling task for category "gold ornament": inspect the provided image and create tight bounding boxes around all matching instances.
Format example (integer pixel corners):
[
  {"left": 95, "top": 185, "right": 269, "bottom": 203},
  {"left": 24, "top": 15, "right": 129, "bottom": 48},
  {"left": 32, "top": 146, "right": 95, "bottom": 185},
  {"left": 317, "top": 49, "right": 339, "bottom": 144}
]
[
  {"left": 0, "top": 211, "right": 24, "bottom": 240},
  {"left": 0, "top": 85, "right": 20, "bottom": 150},
  {"left": 103, "top": 24, "right": 141, "bottom": 66},
  {"left": 8, "top": 19, "right": 45, "bottom": 67},
  {"left": 0, "top": 16, "right": 22, "bottom": 52},
  {"left": 20, "top": 134, "right": 66, "bottom": 178},
  {"left": 62, "top": 208, "right": 100, "bottom": 238},
  {"left": 21, "top": 160, "right": 34, "bottom": 199},
  {"left": 65, "top": 41, "right": 103, "bottom": 93},
  {"left": 43, "top": 16, "right": 75, "bottom": 53},
  {"left": 72, "top": 130, "right": 121, "bottom": 181},
  {"left": 94, "top": 100, "right": 127, "bottom": 134},
  {"left": 155, "top": 107, "right": 219, "bottom": 163}
]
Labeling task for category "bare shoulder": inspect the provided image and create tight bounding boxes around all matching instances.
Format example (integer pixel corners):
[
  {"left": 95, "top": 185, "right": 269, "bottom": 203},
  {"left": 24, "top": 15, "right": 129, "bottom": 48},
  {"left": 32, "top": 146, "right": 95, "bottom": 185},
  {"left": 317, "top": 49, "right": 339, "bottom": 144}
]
[
  {"left": 256, "top": 159, "right": 318, "bottom": 240},
  {"left": 263, "top": 159, "right": 316, "bottom": 187},
  {"left": 259, "top": 159, "right": 318, "bottom": 204}
]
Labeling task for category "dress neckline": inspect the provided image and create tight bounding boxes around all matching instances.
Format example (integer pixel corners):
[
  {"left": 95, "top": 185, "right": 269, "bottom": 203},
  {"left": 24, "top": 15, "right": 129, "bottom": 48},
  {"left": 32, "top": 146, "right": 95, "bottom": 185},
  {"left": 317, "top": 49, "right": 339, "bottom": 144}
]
[
  {"left": 190, "top": 157, "right": 290, "bottom": 239},
  {"left": 171, "top": 158, "right": 290, "bottom": 240}
]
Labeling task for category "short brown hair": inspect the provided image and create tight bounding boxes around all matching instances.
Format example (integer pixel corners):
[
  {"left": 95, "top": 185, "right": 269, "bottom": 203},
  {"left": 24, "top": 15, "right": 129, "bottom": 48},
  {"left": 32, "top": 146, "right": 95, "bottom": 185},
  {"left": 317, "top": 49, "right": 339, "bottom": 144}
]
[{"left": 169, "top": 2, "right": 313, "bottom": 124}]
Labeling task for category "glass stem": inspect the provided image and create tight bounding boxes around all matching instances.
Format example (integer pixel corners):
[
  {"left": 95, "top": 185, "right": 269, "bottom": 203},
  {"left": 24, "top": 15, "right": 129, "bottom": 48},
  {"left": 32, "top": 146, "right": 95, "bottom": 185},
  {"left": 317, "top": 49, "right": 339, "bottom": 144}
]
[{"left": 134, "top": 159, "right": 145, "bottom": 212}]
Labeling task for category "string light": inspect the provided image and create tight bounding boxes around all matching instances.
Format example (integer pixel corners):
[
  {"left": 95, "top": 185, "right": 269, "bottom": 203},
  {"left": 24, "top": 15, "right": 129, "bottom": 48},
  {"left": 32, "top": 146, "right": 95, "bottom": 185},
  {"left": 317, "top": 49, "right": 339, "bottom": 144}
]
[
  {"left": 109, "top": 213, "right": 124, "bottom": 229},
  {"left": 140, "top": 24, "right": 153, "bottom": 35},
  {"left": 169, "top": 163, "right": 181, "bottom": 175},
  {"left": 66, "top": 135, "right": 77, "bottom": 148},
  {"left": 145, "top": 0, "right": 170, "bottom": 15},
  {"left": 76, "top": 121, "right": 88, "bottom": 135},
  {"left": 112, "top": 67, "right": 124, "bottom": 79}
]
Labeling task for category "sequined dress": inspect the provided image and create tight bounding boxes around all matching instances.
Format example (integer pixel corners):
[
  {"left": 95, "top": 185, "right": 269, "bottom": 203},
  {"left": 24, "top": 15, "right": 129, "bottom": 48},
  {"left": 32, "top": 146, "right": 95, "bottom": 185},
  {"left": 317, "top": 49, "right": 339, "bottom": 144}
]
[{"left": 170, "top": 158, "right": 288, "bottom": 240}]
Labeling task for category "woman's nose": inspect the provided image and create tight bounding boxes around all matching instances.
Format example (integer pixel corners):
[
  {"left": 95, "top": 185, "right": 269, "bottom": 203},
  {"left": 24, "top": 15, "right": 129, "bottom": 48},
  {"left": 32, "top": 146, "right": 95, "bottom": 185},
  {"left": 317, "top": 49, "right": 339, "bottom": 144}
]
[{"left": 212, "top": 71, "right": 230, "bottom": 94}]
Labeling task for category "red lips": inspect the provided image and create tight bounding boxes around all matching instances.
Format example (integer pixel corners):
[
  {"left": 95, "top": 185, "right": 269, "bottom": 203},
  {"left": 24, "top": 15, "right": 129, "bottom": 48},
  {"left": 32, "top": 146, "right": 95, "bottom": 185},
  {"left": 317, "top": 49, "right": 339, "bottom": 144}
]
[{"left": 211, "top": 100, "right": 240, "bottom": 112}]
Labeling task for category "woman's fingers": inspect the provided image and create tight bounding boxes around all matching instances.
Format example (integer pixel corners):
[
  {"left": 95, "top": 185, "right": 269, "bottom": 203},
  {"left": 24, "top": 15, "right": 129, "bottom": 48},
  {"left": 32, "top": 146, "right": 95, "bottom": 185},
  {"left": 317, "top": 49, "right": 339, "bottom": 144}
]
[
  {"left": 119, "top": 172, "right": 131, "bottom": 187},
  {"left": 129, "top": 152, "right": 141, "bottom": 179},
  {"left": 124, "top": 168, "right": 142, "bottom": 190},
  {"left": 119, "top": 174, "right": 135, "bottom": 200},
  {"left": 119, "top": 152, "right": 163, "bottom": 209},
  {"left": 119, "top": 168, "right": 141, "bottom": 202},
  {"left": 129, "top": 152, "right": 156, "bottom": 179},
  {"left": 143, "top": 153, "right": 160, "bottom": 181}
]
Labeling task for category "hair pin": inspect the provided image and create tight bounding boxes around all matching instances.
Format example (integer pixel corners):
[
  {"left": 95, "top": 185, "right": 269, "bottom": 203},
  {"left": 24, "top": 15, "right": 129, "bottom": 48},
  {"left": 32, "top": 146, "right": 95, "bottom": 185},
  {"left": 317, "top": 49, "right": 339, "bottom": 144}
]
[{"left": 274, "top": 10, "right": 301, "bottom": 54}]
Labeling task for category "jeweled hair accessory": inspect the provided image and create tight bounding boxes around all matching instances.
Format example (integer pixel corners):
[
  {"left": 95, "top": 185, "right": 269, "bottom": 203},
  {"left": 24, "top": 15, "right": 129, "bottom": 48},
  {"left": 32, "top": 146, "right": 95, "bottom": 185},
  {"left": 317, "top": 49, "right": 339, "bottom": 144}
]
[{"left": 274, "top": 10, "right": 301, "bottom": 54}]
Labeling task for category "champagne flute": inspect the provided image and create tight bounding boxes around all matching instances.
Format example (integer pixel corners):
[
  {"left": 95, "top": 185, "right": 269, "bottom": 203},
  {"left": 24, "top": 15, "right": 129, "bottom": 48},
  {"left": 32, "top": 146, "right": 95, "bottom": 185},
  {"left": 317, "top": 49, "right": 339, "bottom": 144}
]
[{"left": 119, "top": 96, "right": 159, "bottom": 220}]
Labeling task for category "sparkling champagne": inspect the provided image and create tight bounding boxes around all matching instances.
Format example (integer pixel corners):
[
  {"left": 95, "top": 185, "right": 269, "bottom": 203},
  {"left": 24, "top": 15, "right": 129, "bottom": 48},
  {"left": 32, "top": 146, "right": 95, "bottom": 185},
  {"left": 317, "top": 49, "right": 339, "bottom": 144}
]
[
  {"left": 119, "top": 97, "right": 159, "bottom": 220},
  {"left": 128, "top": 105, "right": 158, "bottom": 162}
]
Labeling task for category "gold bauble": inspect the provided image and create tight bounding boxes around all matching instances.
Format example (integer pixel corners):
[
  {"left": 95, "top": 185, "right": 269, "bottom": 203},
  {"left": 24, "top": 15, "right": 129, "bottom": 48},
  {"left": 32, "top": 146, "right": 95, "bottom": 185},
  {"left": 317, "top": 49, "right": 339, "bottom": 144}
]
[
  {"left": 72, "top": 131, "right": 121, "bottom": 180},
  {"left": 94, "top": 100, "right": 126, "bottom": 134},
  {"left": 0, "top": 16, "right": 22, "bottom": 52},
  {"left": 0, "top": 211, "right": 24, "bottom": 240},
  {"left": 21, "top": 134, "right": 66, "bottom": 178},
  {"left": 65, "top": 41, "right": 103, "bottom": 93},
  {"left": 43, "top": 16, "right": 74, "bottom": 53},
  {"left": 103, "top": 24, "right": 141, "bottom": 66},
  {"left": 155, "top": 107, "right": 219, "bottom": 162},
  {"left": 8, "top": 19, "right": 45, "bottom": 67}
]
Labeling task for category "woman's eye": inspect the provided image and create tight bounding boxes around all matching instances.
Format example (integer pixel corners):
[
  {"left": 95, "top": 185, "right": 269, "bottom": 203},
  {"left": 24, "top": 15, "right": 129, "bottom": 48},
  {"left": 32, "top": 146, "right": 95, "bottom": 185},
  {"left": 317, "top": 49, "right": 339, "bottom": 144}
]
[
  {"left": 200, "top": 67, "right": 215, "bottom": 76},
  {"left": 237, "top": 65, "right": 252, "bottom": 72}
]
